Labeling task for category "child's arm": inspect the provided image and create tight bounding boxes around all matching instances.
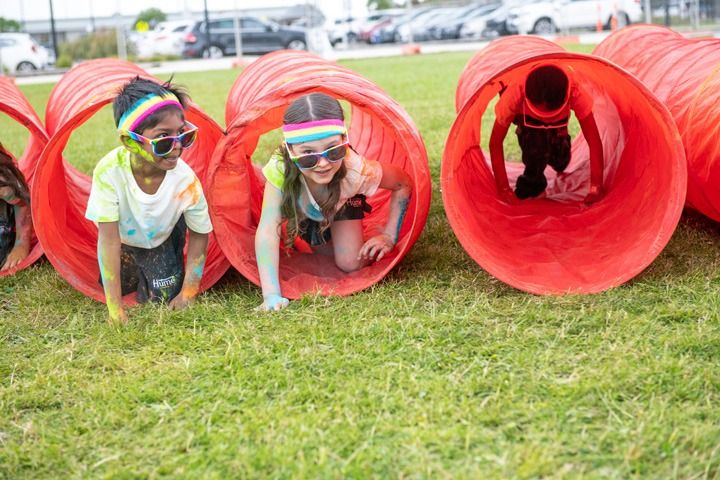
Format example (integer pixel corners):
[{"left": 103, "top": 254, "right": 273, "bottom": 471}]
[
  {"left": 578, "top": 112, "right": 604, "bottom": 204},
  {"left": 489, "top": 120, "right": 517, "bottom": 204},
  {"left": 357, "top": 163, "right": 411, "bottom": 262},
  {"left": 255, "top": 183, "right": 288, "bottom": 312},
  {"left": 97, "top": 221, "right": 128, "bottom": 324},
  {"left": 169, "top": 228, "right": 208, "bottom": 311},
  {"left": 1, "top": 200, "right": 32, "bottom": 271}
]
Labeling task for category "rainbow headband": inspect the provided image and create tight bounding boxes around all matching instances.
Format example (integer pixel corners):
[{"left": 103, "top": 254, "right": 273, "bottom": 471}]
[
  {"left": 117, "top": 92, "right": 183, "bottom": 133},
  {"left": 282, "top": 119, "right": 347, "bottom": 144}
]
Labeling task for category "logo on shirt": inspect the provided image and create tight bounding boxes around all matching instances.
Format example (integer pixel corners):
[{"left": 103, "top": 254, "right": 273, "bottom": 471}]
[
  {"left": 347, "top": 197, "right": 363, "bottom": 208},
  {"left": 152, "top": 275, "right": 178, "bottom": 289}
]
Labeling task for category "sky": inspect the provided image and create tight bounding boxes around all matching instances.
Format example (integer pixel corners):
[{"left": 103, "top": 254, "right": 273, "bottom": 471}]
[{"left": 0, "top": 0, "right": 371, "bottom": 22}]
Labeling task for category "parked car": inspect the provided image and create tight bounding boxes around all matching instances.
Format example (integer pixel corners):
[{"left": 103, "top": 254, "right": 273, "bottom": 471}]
[
  {"left": 413, "top": 7, "right": 465, "bottom": 41},
  {"left": 182, "top": 16, "right": 307, "bottom": 58},
  {"left": 501, "top": 0, "right": 642, "bottom": 35},
  {"left": 136, "top": 20, "right": 195, "bottom": 58},
  {"left": 440, "top": 3, "right": 502, "bottom": 39},
  {"left": 358, "top": 9, "right": 405, "bottom": 43},
  {"left": 328, "top": 16, "right": 363, "bottom": 45},
  {"left": 421, "top": 4, "right": 486, "bottom": 40},
  {"left": 0, "top": 32, "right": 49, "bottom": 73},
  {"left": 481, "top": 0, "right": 529, "bottom": 38},
  {"left": 461, "top": 1, "right": 520, "bottom": 39},
  {"left": 364, "top": 17, "right": 397, "bottom": 44},
  {"left": 374, "top": 7, "right": 438, "bottom": 43}
]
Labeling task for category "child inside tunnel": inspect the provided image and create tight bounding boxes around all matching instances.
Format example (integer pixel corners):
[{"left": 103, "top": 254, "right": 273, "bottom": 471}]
[{"left": 489, "top": 64, "right": 604, "bottom": 203}]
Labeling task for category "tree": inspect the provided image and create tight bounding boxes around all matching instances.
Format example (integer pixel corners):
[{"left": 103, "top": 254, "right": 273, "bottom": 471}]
[
  {"left": 368, "top": 0, "right": 395, "bottom": 9},
  {"left": 134, "top": 8, "right": 166, "bottom": 30},
  {"left": 0, "top": 17, "right": 21, "bottom": 32}
]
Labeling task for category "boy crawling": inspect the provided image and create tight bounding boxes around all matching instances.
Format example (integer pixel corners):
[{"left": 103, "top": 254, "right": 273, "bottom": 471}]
[{"left": 85, "top": 77, "right": 211, "bottom": 324}]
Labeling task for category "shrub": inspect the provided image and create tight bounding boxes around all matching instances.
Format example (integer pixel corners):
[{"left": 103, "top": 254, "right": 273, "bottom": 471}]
[{"left": 58, "top": 29, "right": 135, "bottom": 62}]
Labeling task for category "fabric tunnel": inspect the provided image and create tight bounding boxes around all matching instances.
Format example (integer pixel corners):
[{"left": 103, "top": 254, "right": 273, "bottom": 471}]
[
  {"left": 594, "top": 25, "right": 720, "bottom": 221},
  {"left": 32, "top": 58, "right": 229, "bottom": 303},
  {"left": 0, "top": 76, "right": 48, "bottom": 277},
  {"left": 441, "top": 36, "right": 687, "bottom": 295},
  {"left": 208, "top": 50, "right": 431, "bottom": 298}
]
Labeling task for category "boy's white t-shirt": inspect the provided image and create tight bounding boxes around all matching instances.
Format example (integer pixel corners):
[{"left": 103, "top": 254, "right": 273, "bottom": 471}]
[{"left": 85, "top": 146, "right": 213, "bottom": 249}]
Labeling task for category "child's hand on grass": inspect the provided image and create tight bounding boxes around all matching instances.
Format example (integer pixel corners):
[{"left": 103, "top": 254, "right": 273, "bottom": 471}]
[
  {"left": 358, "top": 233, "right": 394, "bottom": 262},
  {"left": 169, "top": 293, "right": 195, "bottom": 311},
  {"left": 108, "top": 308, "right": 129, "bottom": 326},
  {"left": 256, "top": 294, "right": 289, "bottom": 312},
  {"left": 1, "top": 244, "right": 29, "bottom": 271}
]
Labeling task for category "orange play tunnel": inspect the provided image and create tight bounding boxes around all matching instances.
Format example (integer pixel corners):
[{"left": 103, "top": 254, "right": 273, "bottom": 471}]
[
  {"left": 0, "top": 76, "right": 47, "bottom": 277},
  {"left": 594, "top": 25, "right": 720, "bottom": 221},
  {"left": 208, "top": 50, "right": 431, "bottom": 298},
  {"left": 32, "top": 59, "right": 229, "bottom": 303},
  {"left": 442, "top": 36, "right": 686, "bottom": 294}
]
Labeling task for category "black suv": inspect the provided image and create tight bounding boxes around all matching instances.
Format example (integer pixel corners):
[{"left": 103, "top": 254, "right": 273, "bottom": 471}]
[{"left": 182, "top": 16, "right": 307, "bottom": 58}]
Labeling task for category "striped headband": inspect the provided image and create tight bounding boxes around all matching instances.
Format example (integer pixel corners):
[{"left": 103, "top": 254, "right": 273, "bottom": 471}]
[
  {"left": 282, "top": 119, "right": 347, "bottom": 144},
  {"left": 117, "top": 92, "right": 183, "bottom": 133}
]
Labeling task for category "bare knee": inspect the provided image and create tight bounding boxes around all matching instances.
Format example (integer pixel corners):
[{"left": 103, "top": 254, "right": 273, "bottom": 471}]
[{"left": 335, "top": 254, "right": 363, "bottom": 273}]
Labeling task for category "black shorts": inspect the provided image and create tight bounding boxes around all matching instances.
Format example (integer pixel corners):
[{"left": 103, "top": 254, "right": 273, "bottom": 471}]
[
  {"left": 513, "top": 115, "right": 572, "bottom": 199},
  {"left": 0, "top": 200, "right": 16, "bottom": 268},
  {"left": 298, "top": 194, "right": 371, "bottom": 246},
  {"left": 99, "top": 217, "right": 186, "bottom": 303}
]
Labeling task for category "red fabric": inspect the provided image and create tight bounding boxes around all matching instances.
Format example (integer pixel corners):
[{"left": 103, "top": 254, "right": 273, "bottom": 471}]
[
  {"left": 594, "top": 25, "right": 720, "bottom": 221},
  {"left": 442, "top": 36, "right": 687, "bottom": 294},
  {"left": 0, "top": 76, "right": 47, "bottom": 277},
  {"left": 209, "top": 50, "right": 431, "bottom": 298},
  {"left": 32, "top": 59, "right": 229, "bottom": 303}
]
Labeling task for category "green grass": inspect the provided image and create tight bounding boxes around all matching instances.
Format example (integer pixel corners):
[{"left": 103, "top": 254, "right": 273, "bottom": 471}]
[{"left": 2, "top": 47, "right": 720, "bottom": 479}]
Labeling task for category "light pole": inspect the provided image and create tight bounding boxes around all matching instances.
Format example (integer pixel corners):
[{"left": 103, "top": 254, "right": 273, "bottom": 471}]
[
  {"left": 48, "top": 0, "right": 59, "bottom": 62},
  {"left": 18, "top": 0, "right": 25, "bottom": 30},
  {"left": 233, "top": 0, "right": 242, "bottom": 59},
  {"left": 405, "top": 0, "right": 413, "bottom": 43},
  {"left": 203, "top": 0, "right": 211, "bottom": 57},
  {"left": 114, "top": 0, "right": 126, "bottom": 59}
]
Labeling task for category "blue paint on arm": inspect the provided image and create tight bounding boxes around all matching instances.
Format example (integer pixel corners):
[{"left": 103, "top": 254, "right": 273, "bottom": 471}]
[{"left": 394, "top": 198, "right": 409, "bottom": 243}]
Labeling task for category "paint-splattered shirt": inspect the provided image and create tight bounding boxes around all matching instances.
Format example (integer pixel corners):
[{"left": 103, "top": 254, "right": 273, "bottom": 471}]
[
  {"left": 262, "top": 148, "right": 383, "bottom": 221},
  {"left": 85, "top": 146, "right": 212, "bottom": 249}
]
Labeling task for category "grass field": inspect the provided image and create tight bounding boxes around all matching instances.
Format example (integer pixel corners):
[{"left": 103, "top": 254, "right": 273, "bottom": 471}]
[{"left": 2, "top": 47, "right": 720, "bottom": 479}]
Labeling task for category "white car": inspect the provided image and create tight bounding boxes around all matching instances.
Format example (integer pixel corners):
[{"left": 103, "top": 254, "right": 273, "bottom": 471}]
[
  {"left": 505, "top": 0, "right": 642, "bottom": 35},
  {"left": 135, "top": 20, "right": 195, "bottom": 59},
  {"left": 460, "top": 2, "right": 518, "bottom": 39},
  {"left": 328, "top": 16, "right": 365, "bottom": 45},
  {"left": 0, "top": 33, "right": 49, "bottom": 73}
]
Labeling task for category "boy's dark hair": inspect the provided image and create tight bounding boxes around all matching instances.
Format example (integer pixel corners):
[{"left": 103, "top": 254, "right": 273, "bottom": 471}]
[
  {"left": 0, "top": 144, "right": 30, "bottom": 204},
  {"left": 280, "top": 93, "right": 347, "bottom": 248},
  {"left": 113, "top": 76, "right": 190, "bottom": 133},
  {"left": 525, "top": 65, "right": 569, "bottom": 112}
]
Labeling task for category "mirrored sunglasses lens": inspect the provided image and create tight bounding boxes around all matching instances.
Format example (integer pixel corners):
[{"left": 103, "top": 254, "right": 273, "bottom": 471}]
[
  {"left": 180, "top": 130, "right": 197, "bottom": 148},
  {"left": 153, "top": 138, "right": 175, "bottom": 155},
  {"left": 326, "top": 145, "right": 347, "bottom": 161},
  {"left": 296, "top": 154, "right": 320, "bottom": 169}
]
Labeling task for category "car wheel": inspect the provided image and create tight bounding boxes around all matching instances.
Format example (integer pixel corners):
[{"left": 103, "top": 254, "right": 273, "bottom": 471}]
[
  {"left": 16, "top": 61, "right": 37, "bottom": 72},
  {"left": 202, "top": 45, "right": 224, "bottom": 59},
  {"left": 533, "top": 18, "right": 556, "bottom": 35},
  {"left": 286, "top": 39, "right": 306, "bottom": 50}
]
